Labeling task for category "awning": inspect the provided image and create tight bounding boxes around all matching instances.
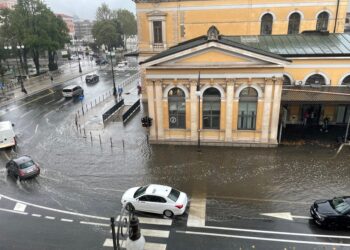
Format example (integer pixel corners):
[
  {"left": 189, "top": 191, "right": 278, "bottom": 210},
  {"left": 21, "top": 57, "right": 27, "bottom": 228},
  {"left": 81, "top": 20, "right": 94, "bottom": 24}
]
[{"left": 282, "top": 86, "right": 350, "bottom": 103}]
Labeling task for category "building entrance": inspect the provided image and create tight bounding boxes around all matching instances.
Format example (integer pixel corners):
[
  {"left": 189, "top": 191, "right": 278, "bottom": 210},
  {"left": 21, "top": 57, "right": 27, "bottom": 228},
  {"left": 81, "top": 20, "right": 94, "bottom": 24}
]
[{"left": 301, "top": 104, "right": 323, "bottom": 126}]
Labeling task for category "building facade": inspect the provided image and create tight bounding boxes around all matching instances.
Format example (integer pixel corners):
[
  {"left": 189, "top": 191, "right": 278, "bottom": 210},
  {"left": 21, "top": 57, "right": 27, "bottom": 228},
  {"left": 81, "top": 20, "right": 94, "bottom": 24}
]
[
  {"left": 134, "top": 0, "right": 350, "bottom": 147},
  {"left": 0, "top": 0, "right": 16, "bottom": 9},
  {"left": 74, "top": 20, "right": 94, "bottom": 42},
  {"left": 56, "top": 14, "right": 75, "bottom": 39}
]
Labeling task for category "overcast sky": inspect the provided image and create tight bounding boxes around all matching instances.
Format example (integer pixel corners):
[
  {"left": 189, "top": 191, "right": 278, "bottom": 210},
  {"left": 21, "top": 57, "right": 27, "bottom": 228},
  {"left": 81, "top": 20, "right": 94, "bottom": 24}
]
[
  {"left": 45, "top": 0, "right": 135, "bottom": 20},
  {"left": 45, "top": 0, "right": 350, "bottom": 20}
]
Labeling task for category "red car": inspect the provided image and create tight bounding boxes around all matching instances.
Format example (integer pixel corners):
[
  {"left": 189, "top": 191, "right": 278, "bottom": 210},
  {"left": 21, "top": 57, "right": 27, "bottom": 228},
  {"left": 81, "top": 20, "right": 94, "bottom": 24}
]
[{"left": 6, "top": 156, "right": 40, "bottom": 180}]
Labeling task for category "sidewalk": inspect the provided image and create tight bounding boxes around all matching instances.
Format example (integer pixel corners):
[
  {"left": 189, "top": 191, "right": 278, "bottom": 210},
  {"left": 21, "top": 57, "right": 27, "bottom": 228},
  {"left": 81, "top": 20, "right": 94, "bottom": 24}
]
[
  {"left": 0, "top": 59, "right": 100, "bottom": 108},
  {"left": 76, "top": 73, "right": 140, "bottom": 132}
]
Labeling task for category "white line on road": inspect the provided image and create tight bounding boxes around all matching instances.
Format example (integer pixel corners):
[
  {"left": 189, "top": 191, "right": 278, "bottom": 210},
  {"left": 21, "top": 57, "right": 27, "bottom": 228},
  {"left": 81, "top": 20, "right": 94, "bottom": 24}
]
[
  {"left": 187, "top": 197, "right": 206, "bottom": 227},
  {"left": 31, "top": 214, "right": 42, "bottom": 217},
  {"left": 103, "top": 239, "right": 166, "bottom": 250},
  {"left": 0, "top": 208, "right": 28, "bottom": 215},
  {"left": 261, "top": 212, "right": 312, "bottom": 221},
  {"left": 116, "top": 216, "right": 172, "bottom": 226},
  {"left": 80, "top": 221, "right": 109, "bottom": 227},
  {"left": 0, "top": 193, "right": 109, "bottom": 221},
  {"left": 45, "top": 216, "right": 55, "bottom": 220},
  {"left": 191, "top": 225, "right": 350, "bottom": 240},
  {"left": 61, "top": 218, "right": 73, "bottom": 222},
  {"left": 176, "top": 230, "right": 350, "bottom": 247},
  {"left": 35, "top": 124, "right": 39, "bottom": 134},
  {"left": 141, "top": 229, "right": 170, "bottom": 238},
  {"left": 20, "top": 110, "right": 34, "bottom": 118},
  {"left": 14, "top": 202, "right": 27, "bottom": 212},
  {"left": 44, "top": 100, "right": 56, "bottom": 105}
]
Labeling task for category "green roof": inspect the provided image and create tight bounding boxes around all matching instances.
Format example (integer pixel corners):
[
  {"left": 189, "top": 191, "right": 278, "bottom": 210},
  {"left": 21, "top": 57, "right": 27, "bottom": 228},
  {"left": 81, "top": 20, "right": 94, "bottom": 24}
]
[
  {"left": 142, "top": 32, "right": 350, "bottom": 65},
  {"left": 225, "top": 33, "right": 350, "bottom": 57}
]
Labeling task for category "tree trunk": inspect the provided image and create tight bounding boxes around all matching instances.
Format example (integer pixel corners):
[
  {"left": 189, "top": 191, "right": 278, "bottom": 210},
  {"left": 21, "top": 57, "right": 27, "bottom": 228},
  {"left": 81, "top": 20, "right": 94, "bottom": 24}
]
[
  {"left": 32, "top": 49, "right": 40, "bottom": 75},
  {"left": 23, "top": 48, "right": 29, "bottom": 75},
  {"left": 48, "top": 50, "right": 58, "bottom": 71}
]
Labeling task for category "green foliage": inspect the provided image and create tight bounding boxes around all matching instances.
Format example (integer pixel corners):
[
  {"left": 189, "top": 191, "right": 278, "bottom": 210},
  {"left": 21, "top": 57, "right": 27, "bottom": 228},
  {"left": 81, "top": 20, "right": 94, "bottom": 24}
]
[
  {"left": 92, "top": 19, "right": 123, "bottom": 49},
  {"left": 96, "top": 3, "right": 113, "bottom": 21},
  {"left": 115, "top": 9, "right": 137, "bottom": 36},
  {"left": 0, "top": 0, "right": 70, "bottom": 74}
]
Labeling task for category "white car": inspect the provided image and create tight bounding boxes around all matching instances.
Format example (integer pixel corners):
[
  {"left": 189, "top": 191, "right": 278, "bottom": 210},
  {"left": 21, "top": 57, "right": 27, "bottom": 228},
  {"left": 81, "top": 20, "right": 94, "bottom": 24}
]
[
  {"left": 121, "top": 184, "right": 188, "bottom": 218},
  {"left": 62, "top": 85, "right": 84, "bottom": 98}
]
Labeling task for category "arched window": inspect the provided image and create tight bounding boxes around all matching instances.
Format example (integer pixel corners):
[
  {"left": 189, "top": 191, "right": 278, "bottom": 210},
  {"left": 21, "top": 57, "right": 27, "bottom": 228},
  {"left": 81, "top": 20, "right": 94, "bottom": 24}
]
[
  {"left": 283, "top": 75, "right": 292, "bottom": 85},
  {"left": 305, "top": 74, "right": 326, "bottom": 85},
  {"left": 342, "top": 75, "right": 350, "bottom": 85},
  {"left": 238, "top": 87, "right": 258, "bottom": 130},
  {"left": 316, "top": 12, "right": 329, "bottom": 31},
  {"left": 203, "top": 88, "right": 221, "bottom": 129},
  {"left": 260, "top": 13, "right": 273, "bottom": 35},
  {"left": 288, "top": 13, "right": 301, "bottom": 34},
  {"left": 168, "top": 88, "right": 186, "bottom": 129}
]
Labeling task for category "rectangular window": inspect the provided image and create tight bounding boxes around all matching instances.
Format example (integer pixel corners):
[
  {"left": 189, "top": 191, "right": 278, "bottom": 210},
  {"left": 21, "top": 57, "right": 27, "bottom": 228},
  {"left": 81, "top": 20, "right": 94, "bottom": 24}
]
[
  {"left": 203, "top": 101, "right": 220, "bottom": 129},
  {"left": 169, "top": 101, "right": 185, "bottom": 129},
  {"left": 153, "top": 21, "right": 163, "bottom": 44},
  {"left": 238, "top": 102, "right": 257, "bottom": 130}
]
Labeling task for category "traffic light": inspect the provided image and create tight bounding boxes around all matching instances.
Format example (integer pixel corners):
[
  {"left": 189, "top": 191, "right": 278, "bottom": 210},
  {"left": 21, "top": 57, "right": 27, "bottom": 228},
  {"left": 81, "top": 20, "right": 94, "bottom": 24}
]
[{"left": 141, "top": 116, "right": 153, "bottom": 127}]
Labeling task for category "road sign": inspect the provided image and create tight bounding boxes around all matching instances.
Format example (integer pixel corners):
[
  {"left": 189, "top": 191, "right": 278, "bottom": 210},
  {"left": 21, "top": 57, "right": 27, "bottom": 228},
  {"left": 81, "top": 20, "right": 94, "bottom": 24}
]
[{"left": 170, "top": 116, "right": 177, "bottom": 124}]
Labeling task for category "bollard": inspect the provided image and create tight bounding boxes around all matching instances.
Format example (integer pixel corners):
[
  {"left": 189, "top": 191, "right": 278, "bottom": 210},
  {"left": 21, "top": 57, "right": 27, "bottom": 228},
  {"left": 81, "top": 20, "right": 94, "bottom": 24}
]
[
  {"left": 79, "top": 125, "right": 81, "bottom": 135},
  {"left": 110, "top": 137, "right": 113, "bottom": 148},
  {"left": 86, "top": 104, "right": 88, "bottom": 111},
  {"left": 90, "top": 131, "right": 93, "bottom": 143},
  {"left": 122, "top": 139, "right": 125, "bottom": 151},
  {"left": 84, "top": 128, "right": 86, "bottom": 137},
  {"left": 82, "top": 106, "right": 85, "bottom": 116},
  {"left": 125, "top": 216, "right": 145, "bottom": 250},
  {"left": 110, "top": 217, "right": 117, "bottom": 250},
  {"left": 99, "top": 134, "right": 102, "bottom": 146},
  {"left": 146, "top": 135, "right": 149, "bottom": 144},
  {"left": 91, "top": 102, "right": 92, "bottom": 108},
  {"left": 77, "top": 110, "right": 80, "bottom": 117}
]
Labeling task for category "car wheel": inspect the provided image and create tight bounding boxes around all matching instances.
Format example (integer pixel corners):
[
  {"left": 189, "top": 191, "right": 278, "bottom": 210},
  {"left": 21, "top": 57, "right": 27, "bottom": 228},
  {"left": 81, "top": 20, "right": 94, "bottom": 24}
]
[
  {"left": 163, "top": 210, "right": 174, "bottom": 218},
  {"left": 125, "top": 203, "right": 135, "bottom": 212}
]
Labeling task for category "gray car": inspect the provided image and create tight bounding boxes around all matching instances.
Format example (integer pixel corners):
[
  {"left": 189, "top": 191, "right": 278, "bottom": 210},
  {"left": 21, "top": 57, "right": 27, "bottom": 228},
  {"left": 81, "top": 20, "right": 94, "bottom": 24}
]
[{"left": 6, "top": 156, "right": 40, "bottom": 180}]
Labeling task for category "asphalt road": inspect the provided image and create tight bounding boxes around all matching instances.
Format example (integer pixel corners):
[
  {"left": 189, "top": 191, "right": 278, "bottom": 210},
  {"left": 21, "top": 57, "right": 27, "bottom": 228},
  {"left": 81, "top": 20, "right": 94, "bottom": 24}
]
[{"left": 0, "top": 67, "right": 349, "bottom": 249}]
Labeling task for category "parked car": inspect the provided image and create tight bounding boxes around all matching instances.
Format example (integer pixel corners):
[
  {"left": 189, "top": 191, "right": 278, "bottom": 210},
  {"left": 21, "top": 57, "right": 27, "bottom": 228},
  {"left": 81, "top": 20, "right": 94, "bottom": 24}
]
[
  {"left": 310, "top": 196, "right": 350, "bottom": 228},
  {"left": 0, "top": 121, "right": 16, "bottom": 149},
  {"left": 121, "top": 184, "right": 188, "bottom": 218},
  {"left": 6, "top": 156, "right": 40, "bottom": 180},
  {"left": 85, "top": 74, "right": 99, "bottom": 84},
  {"left": 62, "top": 85, "right": 84, "bottom": 98},
  {"left": 95, "top": 58, "right": 108, "bottom": 65}
]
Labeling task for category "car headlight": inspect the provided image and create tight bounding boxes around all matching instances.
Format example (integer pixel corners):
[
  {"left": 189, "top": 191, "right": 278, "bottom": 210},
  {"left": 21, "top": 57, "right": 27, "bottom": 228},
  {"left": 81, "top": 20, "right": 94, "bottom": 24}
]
[{"left": 316, "top": 212, "right": 325, "bottom": 221}]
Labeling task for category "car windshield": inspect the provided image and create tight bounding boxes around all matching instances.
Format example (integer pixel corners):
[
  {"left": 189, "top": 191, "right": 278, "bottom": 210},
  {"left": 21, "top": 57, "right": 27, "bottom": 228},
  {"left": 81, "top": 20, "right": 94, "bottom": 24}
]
[
  {"left": 19, "top": 160, "right": 35, "bottom": 169},
  {"left": 168, "top": 188, "right": 180, "bottom": 202},
  {"left": 133, "top": 185, "right": 149, "bottom": 198},
  {"left": 332, "top": 197, "right": 350, "bottom": 214},
  {"left": 63, "top": 89, "right": 73, "bottom": 92}
]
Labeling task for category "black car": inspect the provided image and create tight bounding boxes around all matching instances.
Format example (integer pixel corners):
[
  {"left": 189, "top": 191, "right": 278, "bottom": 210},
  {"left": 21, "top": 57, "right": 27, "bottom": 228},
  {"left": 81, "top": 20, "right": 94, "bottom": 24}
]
[
  {"left": 85, "top": 74, "right": 99, "bottom": 84},
  {"left": 310, "top": 196, "right": 350, "bottom": 228},
  {"left": 95, "top": 58, "right": 108, "bottom": 65},
  {"left": 6, "top": 156, "right": 40, "bottom": 180}
]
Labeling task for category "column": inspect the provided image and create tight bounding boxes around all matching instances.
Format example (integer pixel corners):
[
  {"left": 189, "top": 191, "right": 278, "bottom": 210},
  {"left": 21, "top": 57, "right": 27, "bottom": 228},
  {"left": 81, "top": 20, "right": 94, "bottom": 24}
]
[
  {"left": 269, "top": 80, "right": 283, "bottom": 143},
  {"left": 261, "top": 82, "right": 273, "bottom": 143},
  {"left": 225, "top": 80, "right": 234, "bottom": 142},
  {"left": 190, "top": 81, "right": 198, "bottom": 141},
  {"left": 147, "top": 80, "right": 157, "bottom": 140},
  {"left": 155, "top": 81, "right": 164, "bottom": 140}
]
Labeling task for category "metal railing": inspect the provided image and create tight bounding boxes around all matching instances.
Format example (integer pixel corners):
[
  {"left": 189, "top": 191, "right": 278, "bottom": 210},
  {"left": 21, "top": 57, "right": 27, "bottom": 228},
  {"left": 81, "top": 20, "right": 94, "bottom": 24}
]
[
  {"left": 122, "top": 99, "right": 140, "bottom": 124},
  {"left": 102, "top": 99, "right": 124, "bottom": 122}
]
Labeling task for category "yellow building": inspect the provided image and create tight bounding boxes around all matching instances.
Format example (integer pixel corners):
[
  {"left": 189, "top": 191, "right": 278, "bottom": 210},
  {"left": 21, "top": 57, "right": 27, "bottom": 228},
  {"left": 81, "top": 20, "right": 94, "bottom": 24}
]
[{"left": 132, "top": 0, "right": 350, "bottom": 146}]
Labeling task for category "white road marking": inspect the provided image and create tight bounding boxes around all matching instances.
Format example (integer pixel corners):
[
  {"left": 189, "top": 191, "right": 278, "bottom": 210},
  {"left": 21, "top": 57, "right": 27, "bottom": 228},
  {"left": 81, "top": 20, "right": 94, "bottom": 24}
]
[
  {"left": 35, "top": 124, "right": 39, "bottom": 134},
  {"left": 31, "top": 214, "right": 42, "bottom": 217},
  {"left": 20, "top": 110, "right": 34, "bottom": 118},
  {"left": 80, "top": 221, "right": 109, "bottom": 227},
  {"left": 141, "top": 229, "right": 169, "bottom": 238},
  {"left": 103, "top": 239, "right": 166, "bottom": 250},
  {"left": 194, "top": 225, "right": 350, "bottom": 240},
  {"left": 45, "top": 216, "right": 55, "bottom": 220},
  {"left": 208, "top": 195, "right": 310, "bottom": 205},
  {"left": 61, "top": 218, "right": 73, "bottom": 222},
  {"left": 44, "top": 100, "right": 56, "bottom": 105},
  {"left": 0, "top": 207, "right": 28, "bottom": 215},
  {"left": 187, "top": 197, "right": 206, "bottom": 227},
  {"left": 0, "top": 194, "right": 109, "bottom": 221},
  {"left": 261, "top": 212, "right": 312, "bottom": 221},
  {"left": 116, "top": 216, "right": 172, "bottom": 226},
  {"left": 14, "top": 202, "right": 27, "bottom": 212},
  {"left": 177, "top": 231, "right": 350, "bottom": 247}
]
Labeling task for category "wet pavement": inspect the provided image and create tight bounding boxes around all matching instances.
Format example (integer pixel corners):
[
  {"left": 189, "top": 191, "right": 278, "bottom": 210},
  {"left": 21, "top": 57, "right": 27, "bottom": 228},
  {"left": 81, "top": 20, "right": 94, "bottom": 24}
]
[{"left": 0, "top": 66, "right": 349, "bottom": 249}]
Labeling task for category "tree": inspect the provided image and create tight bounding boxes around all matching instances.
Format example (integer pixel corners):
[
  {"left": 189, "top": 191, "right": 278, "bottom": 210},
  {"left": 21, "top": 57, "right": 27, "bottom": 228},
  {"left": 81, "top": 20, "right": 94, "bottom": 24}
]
[
  {"left": 96, "top": 3, "right": 113, "bottom": 21},
  {"left": 115, "top": 9, "right": 137, "bottom": 37},
  {"left": 92, "top": 20, "right": 123, "bottom": 49}
]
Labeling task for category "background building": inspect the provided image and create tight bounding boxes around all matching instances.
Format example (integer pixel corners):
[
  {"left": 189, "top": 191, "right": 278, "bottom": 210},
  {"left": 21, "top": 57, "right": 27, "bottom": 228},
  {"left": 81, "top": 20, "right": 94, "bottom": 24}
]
[
  {"left": 74, "top": 19, "right": 94, "bottom": 42},
  {"left": 56, "top": 13, "right": 75, "bottom": 39},
  {"left": 0, "top": 0, "right": 16, "bottom": 9}
]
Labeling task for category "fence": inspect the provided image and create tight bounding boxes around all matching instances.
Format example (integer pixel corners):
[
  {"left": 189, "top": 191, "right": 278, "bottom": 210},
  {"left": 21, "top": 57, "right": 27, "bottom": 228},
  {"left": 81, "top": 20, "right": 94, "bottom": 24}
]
[
  {"left": 122, "top": 99, "right": 140, "bottom": 124},
  {"left": 102, "top": 99, "right": 124, "bottom": 122}
]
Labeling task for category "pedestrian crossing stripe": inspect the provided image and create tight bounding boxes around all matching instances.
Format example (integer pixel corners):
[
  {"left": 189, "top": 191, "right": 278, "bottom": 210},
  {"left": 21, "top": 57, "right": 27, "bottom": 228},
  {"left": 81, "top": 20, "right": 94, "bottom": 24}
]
[
  {"left": 103, "top": 239, "right": 166, "bottom": 250},
  {"left": 116, "top": 215, "right": 172, "bottom": 226},
  {"left": 109, "top": 228, "right": 170, "bottom": 238},
  {"left": 14, "top": 202, "right": 27, "bottom": 212}
]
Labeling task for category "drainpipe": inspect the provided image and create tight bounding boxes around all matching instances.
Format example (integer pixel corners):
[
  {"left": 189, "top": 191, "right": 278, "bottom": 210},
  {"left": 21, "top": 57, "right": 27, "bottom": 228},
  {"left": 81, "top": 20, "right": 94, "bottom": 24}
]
[{"left": 334, "top": 0, "right": 340, "bottom": 33}]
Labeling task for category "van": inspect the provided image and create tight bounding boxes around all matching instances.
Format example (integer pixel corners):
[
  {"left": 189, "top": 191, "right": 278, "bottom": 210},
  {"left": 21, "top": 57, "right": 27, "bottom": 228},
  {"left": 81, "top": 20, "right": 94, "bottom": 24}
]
[
  {"left": 62, "top": 85, "right": 84, "bottom": 98},
  {"left": 0, "top": 121, "right": 16, "bottom": 149}
]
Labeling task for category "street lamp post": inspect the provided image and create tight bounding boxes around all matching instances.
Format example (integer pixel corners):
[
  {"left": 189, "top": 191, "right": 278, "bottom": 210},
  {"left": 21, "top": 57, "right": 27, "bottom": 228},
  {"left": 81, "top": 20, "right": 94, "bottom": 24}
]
[
  {"left": 195, "top": 72, "right": 201, "bottom": 152},
  {"left": 16, "top": 44, "right": 27, "bottom": 94},
  {"left": 78, "top": 57, "right": 82, "bottom": 73},
  {"left": 110, "top": 49, "right": 117, "bottom": 96}
]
